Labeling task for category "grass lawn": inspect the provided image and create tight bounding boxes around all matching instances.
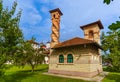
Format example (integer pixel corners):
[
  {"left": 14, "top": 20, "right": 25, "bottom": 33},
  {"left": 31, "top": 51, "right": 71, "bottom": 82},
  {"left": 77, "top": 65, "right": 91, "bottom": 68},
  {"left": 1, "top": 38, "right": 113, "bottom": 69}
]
[
  {"left": 0, "top": 64, "right": 89, "bottom": 82},
  {"left": 102, "top": 72, "right": 120, "bottom": 82}
]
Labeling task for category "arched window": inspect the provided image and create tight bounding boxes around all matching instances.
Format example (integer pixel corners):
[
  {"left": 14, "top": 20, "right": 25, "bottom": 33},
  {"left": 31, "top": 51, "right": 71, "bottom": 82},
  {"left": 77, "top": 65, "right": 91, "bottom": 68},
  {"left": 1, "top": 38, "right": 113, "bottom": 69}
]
[
  {"left": 59, "top": 55, "right": 64, "bottom": 63},
  {"left": 89, "top": 30, "right": 94, "bottom": 38},
  {"left": 67, "top": 54, "right": 73, "bottom": 63}
]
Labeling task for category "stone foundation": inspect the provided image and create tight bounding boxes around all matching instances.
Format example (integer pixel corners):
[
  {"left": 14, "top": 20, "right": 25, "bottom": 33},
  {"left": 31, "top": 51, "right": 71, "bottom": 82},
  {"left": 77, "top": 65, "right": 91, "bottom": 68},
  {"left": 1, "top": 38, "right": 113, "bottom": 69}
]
[{"left": 48, "top": 69, "right": 102, "bottom": 78}]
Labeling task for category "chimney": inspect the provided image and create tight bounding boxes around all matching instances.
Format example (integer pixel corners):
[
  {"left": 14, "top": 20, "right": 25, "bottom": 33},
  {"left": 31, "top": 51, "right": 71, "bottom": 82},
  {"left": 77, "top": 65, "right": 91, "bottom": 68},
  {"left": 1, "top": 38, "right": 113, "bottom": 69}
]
[{"left": 49, "top": 8, "right": 63, "bottom": 48}]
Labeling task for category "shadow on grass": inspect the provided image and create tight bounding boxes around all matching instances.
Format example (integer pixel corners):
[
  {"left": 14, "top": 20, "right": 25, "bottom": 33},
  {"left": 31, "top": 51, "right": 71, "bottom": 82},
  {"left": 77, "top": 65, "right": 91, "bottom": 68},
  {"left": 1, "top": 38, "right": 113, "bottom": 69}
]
[
  {"left": 0, "top": 66, "right": 48, "bottom": 82},
  {"left": 0, "top": 71, "right": 36, "bottom": 82},
  {"left": 22, "top": 66, "right": 48, "bottom": 73},
  {"left": 105, "top": 73, "right": 120, "bottom": 82}
]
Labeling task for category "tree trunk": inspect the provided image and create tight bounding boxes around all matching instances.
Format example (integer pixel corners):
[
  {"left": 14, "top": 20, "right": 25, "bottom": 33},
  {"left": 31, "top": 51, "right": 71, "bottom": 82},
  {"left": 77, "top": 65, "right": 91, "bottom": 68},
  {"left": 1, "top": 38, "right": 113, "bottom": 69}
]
[
  {"left": 29, "top": 62, "right": 35, "bottom": 72},
  {"left": 31, "top": 65, "right": 34, "bottom": 72}
]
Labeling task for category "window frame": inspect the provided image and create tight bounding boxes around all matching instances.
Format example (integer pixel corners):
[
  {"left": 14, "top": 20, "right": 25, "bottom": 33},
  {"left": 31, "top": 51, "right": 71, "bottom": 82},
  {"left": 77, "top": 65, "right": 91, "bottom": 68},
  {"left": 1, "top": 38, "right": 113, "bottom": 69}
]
[
  {"left": 67, "top": 54, "right": 73, "bottom": 63},
  {"left": 59, "top": 54, "right": 64, "bottom": 63}
]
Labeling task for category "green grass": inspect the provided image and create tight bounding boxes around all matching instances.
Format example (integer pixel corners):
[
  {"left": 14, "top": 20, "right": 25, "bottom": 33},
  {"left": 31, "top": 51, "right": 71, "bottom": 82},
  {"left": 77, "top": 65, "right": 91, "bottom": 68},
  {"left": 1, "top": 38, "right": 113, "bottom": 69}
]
[
  {"left": 2, "top": 65, "right": 120, "bottom": 82},
  {"left": 0, "top": 64, "right": 89, "bottom": 82},
  {"left": 102, "top": 72, "right": 120, "bottom": 82}
]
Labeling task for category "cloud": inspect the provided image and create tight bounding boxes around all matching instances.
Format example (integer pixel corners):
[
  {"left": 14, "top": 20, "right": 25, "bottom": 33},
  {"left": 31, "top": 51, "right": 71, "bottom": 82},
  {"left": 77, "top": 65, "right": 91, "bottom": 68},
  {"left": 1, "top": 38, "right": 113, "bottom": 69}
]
[
  {"left": 16, "top": 0, "right": 42, "bottom": 25},
  {"left": 3, "top": 0, "right": 120, "bottom": 42},
  {"left": 48, "top": 0, "right": 120, "bottom": 41},
  {"left": 3, "top": 0, "right": 43, "bottom": 25},
  {"left": 41, "top": 6, "right": 49, "bottom": 13},
  {"left": 17, "top": 0, "right": 52, "bottom": 41},
  {"left": 21, "top": 20, "right": 51, "bottom": 43},
  {"left": 3, "top": 0, "right": 13, "bottom": 8}
]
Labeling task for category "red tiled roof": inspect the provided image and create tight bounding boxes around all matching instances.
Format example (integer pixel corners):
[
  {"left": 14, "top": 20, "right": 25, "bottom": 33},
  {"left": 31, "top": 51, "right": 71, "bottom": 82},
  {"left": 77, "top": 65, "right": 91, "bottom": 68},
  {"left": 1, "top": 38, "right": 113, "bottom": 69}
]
[
  {"left": 80, "top": 20, "right": 104, "bottom": 30},
  {"left": 52, "top": 37, "right": 101, "bottom": 49},
  {"left": 27, "top": 40, "right": 39, "bottom": 45}
]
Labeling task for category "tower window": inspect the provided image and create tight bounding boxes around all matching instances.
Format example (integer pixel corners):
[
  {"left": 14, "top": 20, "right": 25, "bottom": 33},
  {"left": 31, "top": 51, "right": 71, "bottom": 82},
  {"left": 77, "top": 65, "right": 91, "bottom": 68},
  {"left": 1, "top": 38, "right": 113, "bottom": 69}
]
[
  {"left": 53, "top": 14, "right": 56, "bottom": 18},
  {"left": 89, "top": 30, "right": 94, "bottom": 38},
  {"left": 59, "top": 55, "right": 64, "bottom": 63}
]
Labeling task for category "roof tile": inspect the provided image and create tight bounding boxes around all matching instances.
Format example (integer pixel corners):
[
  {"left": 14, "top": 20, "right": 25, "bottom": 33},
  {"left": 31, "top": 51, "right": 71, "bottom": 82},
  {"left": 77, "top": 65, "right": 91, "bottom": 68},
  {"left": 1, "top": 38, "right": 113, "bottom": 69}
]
[
  {"left": 52, "top": 37, "right": 100, "bottom": 49},
  {"left": 80, "top": 20, "right": 104, "bottom": 30}
]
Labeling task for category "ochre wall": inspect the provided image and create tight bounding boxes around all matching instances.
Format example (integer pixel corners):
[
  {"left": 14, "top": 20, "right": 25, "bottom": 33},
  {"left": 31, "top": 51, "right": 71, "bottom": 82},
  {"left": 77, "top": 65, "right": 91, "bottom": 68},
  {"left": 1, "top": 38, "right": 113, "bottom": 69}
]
[
  {"left": 83, "top": 24, "right": 100, "bottom": 44},
  {"left": 48, "top": 44, "right": 103, "bottom": 77},
  {"left": 50, "top": 10, "right": 62, "bottom": 48}
]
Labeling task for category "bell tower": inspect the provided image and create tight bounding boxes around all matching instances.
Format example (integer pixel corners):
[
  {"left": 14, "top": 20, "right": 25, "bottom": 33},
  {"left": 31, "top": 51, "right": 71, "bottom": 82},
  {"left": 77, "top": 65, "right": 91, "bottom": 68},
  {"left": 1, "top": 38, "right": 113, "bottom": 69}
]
[
  {"left": 49, "top": 8, "right": 63, "bottom": 48},
  {"left": 80, "top": 20, "right": 104, "bottom": 44}
]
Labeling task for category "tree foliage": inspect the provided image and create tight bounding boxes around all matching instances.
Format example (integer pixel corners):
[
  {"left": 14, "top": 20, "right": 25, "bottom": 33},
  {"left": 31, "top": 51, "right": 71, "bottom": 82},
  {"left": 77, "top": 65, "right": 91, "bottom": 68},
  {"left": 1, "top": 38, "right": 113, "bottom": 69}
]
[
  {"left": 14, "top": 39, "right": 45, "bottom": 72},
  {"left": 102, "top": 0, "right": 120, "bottom": 72},
  {"left": 104, "top": 0, "right": 114, "bottom": 4},
  {"left": 101, "top": 22, "right": 120, "bottom": 71},
  {"left": 0, "top": 0, "right": 46, "bottom": 73},
  {"left": 0, "top": 1, "right": 23, "bottom": 75},
  {"left": 109, "top": 21, "right": 120, "bottom": 31}
]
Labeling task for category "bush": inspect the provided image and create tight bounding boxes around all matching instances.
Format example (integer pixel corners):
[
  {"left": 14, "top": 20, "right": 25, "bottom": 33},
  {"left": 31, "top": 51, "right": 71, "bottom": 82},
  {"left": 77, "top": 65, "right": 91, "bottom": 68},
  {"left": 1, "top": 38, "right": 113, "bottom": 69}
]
[
  {"left": 0, "top": 68, "right": 5, "bottom": 76},
  {"left": 103, "top": 66, "right": 120, "bottom": 72}
]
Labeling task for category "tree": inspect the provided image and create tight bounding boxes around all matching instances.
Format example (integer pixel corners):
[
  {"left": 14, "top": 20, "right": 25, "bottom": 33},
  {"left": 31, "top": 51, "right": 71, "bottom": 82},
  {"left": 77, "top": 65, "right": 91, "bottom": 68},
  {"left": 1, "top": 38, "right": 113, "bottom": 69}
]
[
  {"left": 0, "top": 1, "right": 23, "bottom": 75},
  {"left": 14, "top": 39, "right": 45, "bottom": 72},
  {"left": 101, "top": 23, "right": 120, "bottom": 71},
  {"left": 104, "top": 0, "right": 114, "bottom": 4},
  {"left": 102, "top": 0, "right": 120, "bottom": 72}
]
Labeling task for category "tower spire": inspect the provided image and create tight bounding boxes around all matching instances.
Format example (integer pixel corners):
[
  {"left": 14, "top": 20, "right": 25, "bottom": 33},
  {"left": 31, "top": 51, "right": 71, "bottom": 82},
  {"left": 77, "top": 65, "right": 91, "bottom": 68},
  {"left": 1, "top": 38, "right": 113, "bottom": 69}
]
[{"left": 49, "top": 8, "right": 63, "bottom": 48}]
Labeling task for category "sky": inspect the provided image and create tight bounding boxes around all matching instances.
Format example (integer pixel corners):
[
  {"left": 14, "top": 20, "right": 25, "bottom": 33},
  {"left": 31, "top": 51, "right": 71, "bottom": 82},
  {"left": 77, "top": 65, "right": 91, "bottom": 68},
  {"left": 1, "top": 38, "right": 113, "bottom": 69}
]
[{"left": 3, "top": 0, "right": 120, "bottom": 43}]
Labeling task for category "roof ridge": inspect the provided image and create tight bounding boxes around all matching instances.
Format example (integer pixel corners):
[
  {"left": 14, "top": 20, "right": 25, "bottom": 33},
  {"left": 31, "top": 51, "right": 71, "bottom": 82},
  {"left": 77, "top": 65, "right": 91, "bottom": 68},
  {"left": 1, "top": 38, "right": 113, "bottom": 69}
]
[
  {"left": 80, "top": 20, "right": 104, "bottom": 30},
  {"left": 60, "top": 37, "right": 94, "bottom": 43},
  {"left": 53, "top": 37, "right": 99, "bottom": 49}
]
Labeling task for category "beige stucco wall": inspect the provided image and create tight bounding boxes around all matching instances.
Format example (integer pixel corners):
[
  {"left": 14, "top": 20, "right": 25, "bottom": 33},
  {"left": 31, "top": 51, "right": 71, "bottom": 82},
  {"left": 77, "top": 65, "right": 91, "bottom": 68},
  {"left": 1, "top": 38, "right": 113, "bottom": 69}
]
[
  {"left": 89, "top": 45, "right": 103, "bottom": 73},
  {"left": 48, "top": 44, "right": 103, "bottom": 77},
  {"left": 49, "top": 64, "right": 91, "bottom": 72}
]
